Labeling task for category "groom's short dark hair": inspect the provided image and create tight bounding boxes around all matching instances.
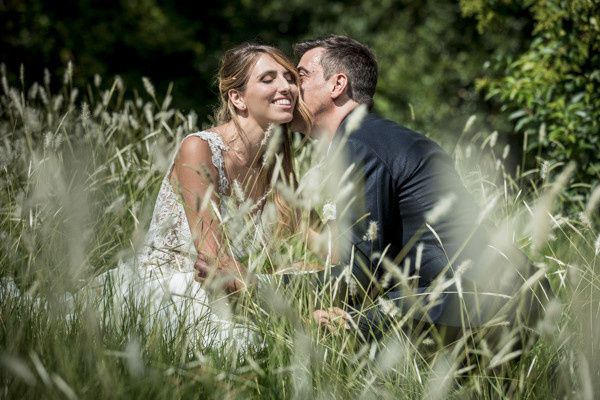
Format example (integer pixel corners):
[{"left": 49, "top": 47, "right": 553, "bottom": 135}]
[{"left": 294, "top": 35, "right": 378, "bottom": 109}]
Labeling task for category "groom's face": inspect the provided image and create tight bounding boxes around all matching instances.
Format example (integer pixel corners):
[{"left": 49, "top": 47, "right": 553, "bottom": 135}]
[{"left": 297, "top": 47, "right": 332, "bottom": 130}]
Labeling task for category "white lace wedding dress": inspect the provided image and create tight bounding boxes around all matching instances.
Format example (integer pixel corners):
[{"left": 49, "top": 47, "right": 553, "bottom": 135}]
[
  {"left": 89, "top": 131, "right": 260, "bottom": 347},
  {"left": 0, "top": 131, "right": 262, "bottom": 348}
]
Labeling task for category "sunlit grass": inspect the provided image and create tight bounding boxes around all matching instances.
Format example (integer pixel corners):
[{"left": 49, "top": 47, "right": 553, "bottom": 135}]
[{"left": 1, "top": 65, "right": 598, "bottom": 399}]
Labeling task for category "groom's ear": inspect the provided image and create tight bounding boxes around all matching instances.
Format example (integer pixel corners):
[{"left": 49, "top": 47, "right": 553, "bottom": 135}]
[
  {"left": 228, "top": 89, "right": 247, "bottom": 112},
  {"left": 330, "top": 73, "right": 349, "bottom": 100}
]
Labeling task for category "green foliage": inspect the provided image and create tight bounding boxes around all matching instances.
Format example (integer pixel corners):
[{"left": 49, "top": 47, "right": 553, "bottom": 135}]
[
  {"left": 462, "top": 0, "right": 600, "bottom": 198},
  {"left": 0, "top": 0, "right": 313, "bottom": 117},
  {"left": 0, "top": 0, "right": 526, "bottom": 146},
  {"left": 290, "top": 0, "right": 528, "bottom": 144}
]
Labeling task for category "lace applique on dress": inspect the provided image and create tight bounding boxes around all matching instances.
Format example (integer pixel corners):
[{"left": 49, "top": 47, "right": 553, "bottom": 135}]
[
  {"left": 186, "top": 131, "right": 230, "bottom": 196},
  {"left": 64, "top": 131, "right": 258, "bottom": 349},
  {"left": 135, "top": 131, "right": 230, "bottom": 272}
]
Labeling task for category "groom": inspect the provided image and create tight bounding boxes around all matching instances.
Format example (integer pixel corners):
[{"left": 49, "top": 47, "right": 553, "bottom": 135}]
[{"left": 295, "top": 35, "right": 544, "bottom": 341}]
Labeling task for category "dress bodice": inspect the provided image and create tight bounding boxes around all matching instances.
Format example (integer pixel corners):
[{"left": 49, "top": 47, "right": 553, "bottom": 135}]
[
  {"left": 136, "top": 131, "right": 267, "bottom": 271},
  {"left": 136, "top": 131, "right": 230, "bottom": 271}
]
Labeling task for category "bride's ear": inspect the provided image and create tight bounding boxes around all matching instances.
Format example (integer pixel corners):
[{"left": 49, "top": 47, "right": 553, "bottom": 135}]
[{"left": 228, "top": 89, "right": 247, "bottom": 112}]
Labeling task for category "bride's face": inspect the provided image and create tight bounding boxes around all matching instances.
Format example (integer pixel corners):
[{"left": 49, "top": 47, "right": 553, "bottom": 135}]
[{"left": 240, "top": 54, "right": 299, "bottom": 128}]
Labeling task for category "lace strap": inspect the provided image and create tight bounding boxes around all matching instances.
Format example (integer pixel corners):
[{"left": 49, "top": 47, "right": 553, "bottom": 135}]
[{"left": 183, "top": 131, "right": 230, "bottom": 195}]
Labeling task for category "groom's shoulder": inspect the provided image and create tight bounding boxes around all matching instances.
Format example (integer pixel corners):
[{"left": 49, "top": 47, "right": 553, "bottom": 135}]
[{"left": 349, "top": 113, "right": 444, "bottom": 158}]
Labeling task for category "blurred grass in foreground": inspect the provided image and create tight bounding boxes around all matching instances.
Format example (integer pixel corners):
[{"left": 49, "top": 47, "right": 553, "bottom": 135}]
[{"left": 1, "top": 65, "right": 599, "bottom": 399}]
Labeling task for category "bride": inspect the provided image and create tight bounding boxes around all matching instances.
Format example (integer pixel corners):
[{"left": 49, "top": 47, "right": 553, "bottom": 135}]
[{"left": 89, "top": 43, "right": 313, "bottom": 346}]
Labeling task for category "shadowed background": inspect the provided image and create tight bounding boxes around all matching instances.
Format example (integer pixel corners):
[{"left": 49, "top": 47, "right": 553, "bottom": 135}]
[{"left": 1, "top": 0, "right": 530, "bottom": 146}]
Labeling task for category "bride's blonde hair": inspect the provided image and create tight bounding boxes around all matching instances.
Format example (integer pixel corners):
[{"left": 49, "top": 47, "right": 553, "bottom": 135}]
[{"left": 214, "top": 43, "right": 312, "bottom": 233}]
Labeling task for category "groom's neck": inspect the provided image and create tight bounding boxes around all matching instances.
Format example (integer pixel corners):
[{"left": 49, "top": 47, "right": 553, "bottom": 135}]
[{"left": 318, "top": 101, "right": 360, "bottom": 143}]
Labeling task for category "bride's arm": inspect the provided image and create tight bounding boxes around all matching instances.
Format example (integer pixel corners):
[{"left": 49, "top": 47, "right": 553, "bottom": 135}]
[{"left": 171, "top": 136, "right": 244, "bottom": 292}]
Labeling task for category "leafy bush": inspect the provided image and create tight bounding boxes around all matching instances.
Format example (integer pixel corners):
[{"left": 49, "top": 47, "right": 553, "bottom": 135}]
[{"left": 462, "top": 0, "right": 600, "bottom": 202}]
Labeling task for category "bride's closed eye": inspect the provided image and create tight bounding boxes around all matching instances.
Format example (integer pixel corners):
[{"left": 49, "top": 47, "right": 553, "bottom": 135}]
[{"left": 260, "top": 73, "right": 295, "bottom": 85}]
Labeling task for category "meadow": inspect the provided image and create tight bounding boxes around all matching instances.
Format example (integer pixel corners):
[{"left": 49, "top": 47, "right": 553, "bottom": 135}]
[{"left": 1, "top": 65, "right": 599, "bottom": 399}]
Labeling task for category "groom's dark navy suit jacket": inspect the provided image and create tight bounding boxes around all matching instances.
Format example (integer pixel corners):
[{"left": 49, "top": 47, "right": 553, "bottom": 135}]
[{"left": 334, "top": 112, "right": 493, "bottom": 339}]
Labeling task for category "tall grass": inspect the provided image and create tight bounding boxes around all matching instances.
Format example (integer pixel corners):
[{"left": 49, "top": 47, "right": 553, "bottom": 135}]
[{"left": 1, "top": 65, "right": 599, "bottom": 399}]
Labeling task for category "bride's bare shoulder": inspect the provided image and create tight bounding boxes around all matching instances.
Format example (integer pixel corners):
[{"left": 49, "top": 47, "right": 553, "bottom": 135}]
[
  {"left": 178, "top": 133, "right": 213, "bottom": 159},
  {"left": 171, "top": 131, "right": 222, "bottom": 182}
]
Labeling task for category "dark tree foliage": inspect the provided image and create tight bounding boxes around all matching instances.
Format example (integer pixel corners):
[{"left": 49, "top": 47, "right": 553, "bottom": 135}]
[{"left": 0, "top": 0, "right": 313, "bottom": 117}]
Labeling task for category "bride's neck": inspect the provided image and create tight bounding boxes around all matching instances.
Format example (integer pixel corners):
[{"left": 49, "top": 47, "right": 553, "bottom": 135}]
[{"left": 221, "top": 119, "right": 267, "bottom": 168}]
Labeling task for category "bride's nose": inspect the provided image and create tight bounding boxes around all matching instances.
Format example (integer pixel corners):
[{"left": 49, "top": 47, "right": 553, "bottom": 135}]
[{"left": 276, "top": 75, "right": 291, "bottom": 93}]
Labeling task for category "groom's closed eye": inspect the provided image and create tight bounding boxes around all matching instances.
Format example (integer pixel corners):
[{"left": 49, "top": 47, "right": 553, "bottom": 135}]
[{"left": 297, "top": 67, "right": 309, "bottom": 77}]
